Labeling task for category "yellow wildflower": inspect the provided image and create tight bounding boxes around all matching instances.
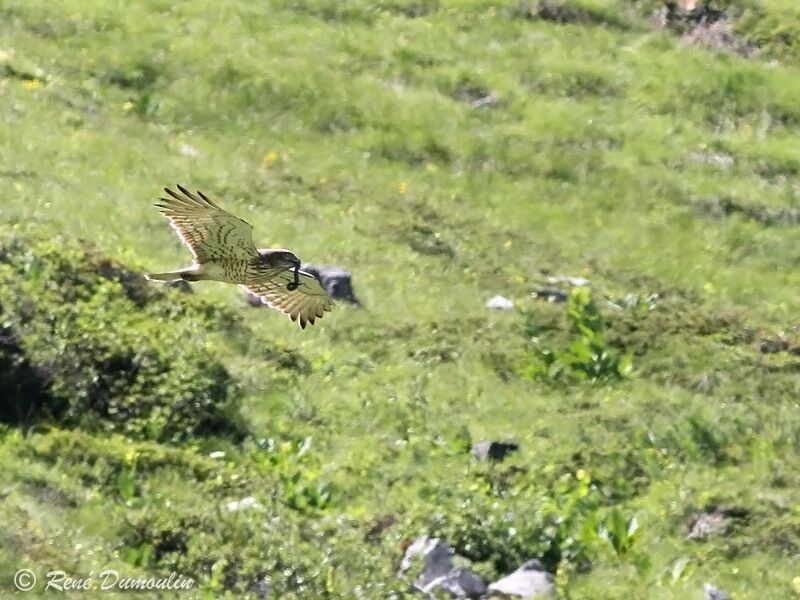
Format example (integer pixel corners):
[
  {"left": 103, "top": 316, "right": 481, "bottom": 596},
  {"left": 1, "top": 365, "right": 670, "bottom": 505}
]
[
  {"left": 398, "top": 182, "right": 408, "bottom": 194},
  {"left": 22, "top": 79, "right": 41, "bottom": 90},
  {"left": 263, "top": 150, "right": 279, "bottom": 165}
]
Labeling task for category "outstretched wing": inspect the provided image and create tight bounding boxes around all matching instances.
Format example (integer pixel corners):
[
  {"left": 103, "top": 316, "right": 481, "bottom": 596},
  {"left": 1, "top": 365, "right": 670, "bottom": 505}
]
[
  {"left": 156, "top": 185, "right": 258, "bottom": 262},
  {"left": 243, "top": 269, "right": 333, "bottom": 329}
]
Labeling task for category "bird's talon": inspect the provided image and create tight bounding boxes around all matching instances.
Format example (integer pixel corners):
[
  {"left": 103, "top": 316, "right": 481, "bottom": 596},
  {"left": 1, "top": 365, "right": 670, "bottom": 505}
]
[{"left": 286, "top": 267, "right": 300, "bottom": 291}]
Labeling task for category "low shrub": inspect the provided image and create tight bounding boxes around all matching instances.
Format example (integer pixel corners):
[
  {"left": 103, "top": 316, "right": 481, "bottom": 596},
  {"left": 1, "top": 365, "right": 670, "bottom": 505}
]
[{"left": 0, "top": 234, "right": 245, "bottom": 443}]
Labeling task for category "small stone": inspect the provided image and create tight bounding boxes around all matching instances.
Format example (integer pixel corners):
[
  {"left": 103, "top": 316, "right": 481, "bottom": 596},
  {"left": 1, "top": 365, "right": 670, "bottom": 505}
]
[
  {"left": 546, "top": 275, "right": 589, "bottom": 287},
  {"left": 471, "top": 91, "right": 500, "bottom": 110},
  {"left": 245, "top": 291, "right": 264, "bottom": 307},
  {"left": 486, "top": 295, "right": 514, "bottom": 310},
  {"left": 168, "top": 279, "right": 192, "bottom": 293},
  {"left": 533, "top": 287, "right": 568, "bottom": 303},
  {"left": 704, "top": 583, "right": 731, "bottom": 600},
  {"left": 687, "top": 507, "right": 748, "bottom": 541},
  {"left": 180, "top": 143, "right": 200, "bottom": 157},
  {"left": 301, "top": 264, "right": 362, "bottom": 305},
  {"left": 760, "top": 337, "right": 789, "bottom": 354},
  {"left": 687, "top": 511, "right": 729, "bottom": 540},
  {"left": 225, "top": 496, "right": 261, "bottom": 512},
  {"left": 487, "top": 560, "right": 555, "bottom": 598},
  {"left": 423, "top": 567, "right": 486, "bottom": 598},
  {"left": 400, "top": 536, "right": 454, "bottom": 588},
  {"left": 472, "top": 440, "right": 519, "bottom": 462}
]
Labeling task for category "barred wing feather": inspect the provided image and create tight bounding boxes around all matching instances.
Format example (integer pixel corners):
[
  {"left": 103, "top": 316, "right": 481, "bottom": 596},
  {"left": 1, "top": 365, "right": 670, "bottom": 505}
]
[
  {"left": 243, "top": 269, "right": 333, "bottom": 329},
  {"left": 155, "top": 185, "right": 258, "bottom": 262}
]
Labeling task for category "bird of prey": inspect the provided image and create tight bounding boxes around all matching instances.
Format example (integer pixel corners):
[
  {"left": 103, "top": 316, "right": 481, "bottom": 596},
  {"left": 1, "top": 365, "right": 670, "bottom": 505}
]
[{"left": 145, "top": 185, "right": 333, "bottom": 328}]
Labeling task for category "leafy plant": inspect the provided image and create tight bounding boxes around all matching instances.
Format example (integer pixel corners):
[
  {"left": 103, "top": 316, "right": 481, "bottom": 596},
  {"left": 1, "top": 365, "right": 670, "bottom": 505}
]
[
  {"left": 115, "top": 464, "right": 137, "bottom": 502},
  {"left": 254, "top": 436, "right": 335, "bottom": 512},
  {"left": 523, "top": 287, "right": 634, "bottom": 382},
  {"left": 600, "top": 507, "right": 640, "bottom": 556}
]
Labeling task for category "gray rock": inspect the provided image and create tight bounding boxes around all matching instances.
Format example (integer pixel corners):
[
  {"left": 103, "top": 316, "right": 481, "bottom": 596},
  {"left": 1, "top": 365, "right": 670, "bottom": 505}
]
[
  {"left": 759, "top": 337, "right": 788, "bottom": 354},
  {"left": 487, "top": 560, "right": 555, "bottom": 598},
  {"left": 400, "top": 536, "right": 486, "bottom": 598},
  {"left": 245, "top": 290, "right": 265, "bottom": 307},
  {"left": 687, "top": 507, "right": 748, "bottom": 541},
  {"left": 486, "top": 295, "right": 514, "bottom": 310},
  {"left": 533, "top": 287, "right": 568, "bottom": 303},
  {"left": 167, "top": 279, "right": 192, "bottom": 294},
  {"left": 302, "top": 264, "right": 361, "bottom": 305},
  {"left": 546, "top": 275, "right": 589, "bottom": 287},
  {"left": 471, "top": 91, "right": 500, "bottom": 110},
  {"left": 687, "top": 511, "right": 730, "bottom": 540},
  {"left": 400, "top": 536, "right": 455, "bottom": 588},
  {"left": 224, "top": 496, "right": 261, "bottom": 512},
  {"left": 422, "top": 568, "right": 486, "bottom": 598},
  {"left": 704, "top": 583, "right": 731, "bottom": 600},
  {"left": 472, "top": 440, "right": 519, "bottom": 463}
]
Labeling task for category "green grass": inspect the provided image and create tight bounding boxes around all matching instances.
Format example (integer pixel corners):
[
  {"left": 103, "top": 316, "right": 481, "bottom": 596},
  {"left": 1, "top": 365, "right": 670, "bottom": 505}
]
[{"left": 2, "top": 0, "right": 800, "bottom": 597}]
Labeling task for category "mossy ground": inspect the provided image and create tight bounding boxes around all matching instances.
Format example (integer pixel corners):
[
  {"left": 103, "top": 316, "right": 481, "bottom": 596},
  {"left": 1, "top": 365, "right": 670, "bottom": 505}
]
[{"left": 1, "top": 1, "right": 800, "bottom": 598}]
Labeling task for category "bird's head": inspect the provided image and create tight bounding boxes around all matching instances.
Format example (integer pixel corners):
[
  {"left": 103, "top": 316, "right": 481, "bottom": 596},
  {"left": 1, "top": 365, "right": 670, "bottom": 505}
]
[{"left": 259, "top": 248, "right": 301, "bottom": 269}]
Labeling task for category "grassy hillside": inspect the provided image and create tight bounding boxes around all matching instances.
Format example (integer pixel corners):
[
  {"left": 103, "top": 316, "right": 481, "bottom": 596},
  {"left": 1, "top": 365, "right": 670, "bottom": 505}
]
[{"left": 2, "top": 0, "right": 800, "bottom": 597}]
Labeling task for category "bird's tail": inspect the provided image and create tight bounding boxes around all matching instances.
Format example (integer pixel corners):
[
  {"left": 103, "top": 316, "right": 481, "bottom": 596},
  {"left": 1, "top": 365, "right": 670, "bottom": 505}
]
[{"left": 144, "top": 267, "right": 201, "bottom": 282}]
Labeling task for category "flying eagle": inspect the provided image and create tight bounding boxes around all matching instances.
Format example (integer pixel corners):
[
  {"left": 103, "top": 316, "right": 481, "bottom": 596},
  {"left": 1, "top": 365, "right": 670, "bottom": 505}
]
[{"left": 145, "top": 185, "right": 333, "bottom": 328}]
